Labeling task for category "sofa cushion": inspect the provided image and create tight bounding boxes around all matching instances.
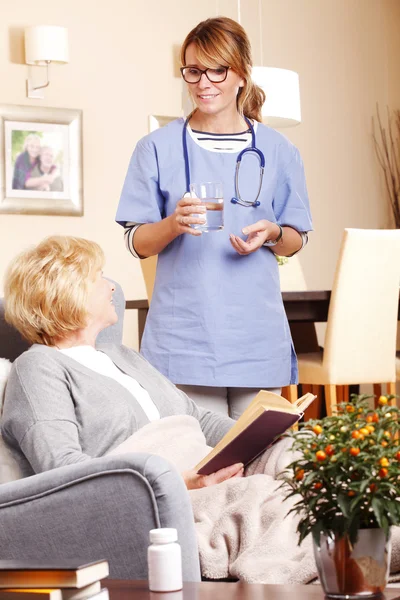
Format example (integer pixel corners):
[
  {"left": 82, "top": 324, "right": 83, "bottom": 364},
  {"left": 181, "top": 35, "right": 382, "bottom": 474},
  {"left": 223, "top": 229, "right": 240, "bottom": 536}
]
[{"left": 0, "top": 358, "right": 24, "bottom": 484}]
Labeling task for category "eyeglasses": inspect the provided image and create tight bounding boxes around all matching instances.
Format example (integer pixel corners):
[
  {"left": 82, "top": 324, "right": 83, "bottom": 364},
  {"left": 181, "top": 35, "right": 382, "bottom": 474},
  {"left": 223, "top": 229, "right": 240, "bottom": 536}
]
[{"left": 180, "top": 66, "right": 230, "bottom": 84}]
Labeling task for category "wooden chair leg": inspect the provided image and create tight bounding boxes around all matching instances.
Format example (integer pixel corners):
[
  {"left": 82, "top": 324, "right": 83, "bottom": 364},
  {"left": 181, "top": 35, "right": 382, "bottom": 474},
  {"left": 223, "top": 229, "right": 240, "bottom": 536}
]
[
  {"left": 337, "top": 386, "right": 344, "bottom": 404},
  {"left": 325, "top": 384, "right": 337, "bottom": 416},
  {"left": 386, "top": 382, "right": 397, "bottom": 406},
  {"left": 373, "top": 384, "right": 382, "bottom": 405},
  {"left": 287, "top": 384, "right": 298, "bottom": 404},
  {"left": 304, "top": 385, "right": 323, "bottom": 421},
  {"left": 343, "top": 385, "right": 349, "bottom": 403}
]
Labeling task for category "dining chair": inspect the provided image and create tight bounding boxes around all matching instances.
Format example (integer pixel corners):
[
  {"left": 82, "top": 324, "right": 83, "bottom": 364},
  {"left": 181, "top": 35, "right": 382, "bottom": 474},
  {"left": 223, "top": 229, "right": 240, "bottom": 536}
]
[
  {"left": 279, "top": 255, "right": 323, "bottom": 417},
  {"left": 290, "top": 228, "right": 400, "bottom": 415}
]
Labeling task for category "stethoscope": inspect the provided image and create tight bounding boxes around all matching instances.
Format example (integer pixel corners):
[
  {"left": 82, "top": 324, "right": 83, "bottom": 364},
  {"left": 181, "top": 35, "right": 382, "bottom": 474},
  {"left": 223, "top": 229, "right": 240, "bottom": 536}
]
[{"left": 182, "top": 115, "right": 265, "bottom": 208}]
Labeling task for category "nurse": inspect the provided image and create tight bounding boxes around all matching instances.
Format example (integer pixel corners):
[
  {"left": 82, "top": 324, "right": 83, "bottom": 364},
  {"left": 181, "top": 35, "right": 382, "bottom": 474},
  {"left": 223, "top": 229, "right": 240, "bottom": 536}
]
[{"left": 116, "top": 16, "right": 313, "bottom": 419}]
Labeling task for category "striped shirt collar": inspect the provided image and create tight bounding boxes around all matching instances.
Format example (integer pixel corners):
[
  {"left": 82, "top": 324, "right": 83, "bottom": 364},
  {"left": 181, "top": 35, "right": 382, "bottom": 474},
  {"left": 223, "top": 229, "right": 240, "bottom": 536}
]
[{"left": 187, "top": 120, "right": 258, "bottom": 153}]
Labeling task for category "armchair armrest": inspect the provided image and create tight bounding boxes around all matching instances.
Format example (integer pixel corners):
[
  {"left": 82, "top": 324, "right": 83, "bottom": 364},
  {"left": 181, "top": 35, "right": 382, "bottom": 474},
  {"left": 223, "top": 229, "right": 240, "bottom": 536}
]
[{"left": 0, "top": 453, "right": 200, "bottom": 582}]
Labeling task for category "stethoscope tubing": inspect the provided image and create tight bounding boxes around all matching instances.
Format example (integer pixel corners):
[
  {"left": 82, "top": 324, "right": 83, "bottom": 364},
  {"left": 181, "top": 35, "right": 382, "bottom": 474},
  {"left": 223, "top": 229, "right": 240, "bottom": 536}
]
[{"left": 182, "top": 114, "right": 265, "bottom": 208}]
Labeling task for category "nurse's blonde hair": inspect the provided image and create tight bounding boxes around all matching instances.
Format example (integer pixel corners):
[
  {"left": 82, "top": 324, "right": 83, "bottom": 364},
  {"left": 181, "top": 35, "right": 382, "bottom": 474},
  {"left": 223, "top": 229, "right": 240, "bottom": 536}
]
[
  {"left": 180, "top": 17, "right": 265, "bottom": 123},
  {"left": 22, "top": 133, "right": 41, "bottom": 151},
  {"left": 4, "top": 236, "right": 104, "bottom": 346}
]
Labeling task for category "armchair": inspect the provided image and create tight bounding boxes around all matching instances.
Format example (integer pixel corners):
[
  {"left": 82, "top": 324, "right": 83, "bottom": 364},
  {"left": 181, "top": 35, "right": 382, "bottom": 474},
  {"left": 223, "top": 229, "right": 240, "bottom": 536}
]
[{"left": 0, "top": 282, "right": 201, "bottom": 582}]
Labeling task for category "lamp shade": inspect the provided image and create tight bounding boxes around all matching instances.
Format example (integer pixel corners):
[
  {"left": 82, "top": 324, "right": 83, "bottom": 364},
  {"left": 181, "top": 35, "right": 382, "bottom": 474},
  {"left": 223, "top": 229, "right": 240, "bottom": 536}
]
[
  {"left": 25, "top": 26, "right": 69, "bottom": 65},
  {"left": 252, "top": 66, "right": 301, "bottom": 128}
]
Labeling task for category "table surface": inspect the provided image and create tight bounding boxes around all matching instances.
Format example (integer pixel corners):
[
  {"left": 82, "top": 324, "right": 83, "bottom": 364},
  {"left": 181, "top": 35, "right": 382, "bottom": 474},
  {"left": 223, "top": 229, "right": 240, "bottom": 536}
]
[
  {"left": 105, "top": 579, "right": 400, "bottom": 600},
  {"left": 125, "top": 290, "right": 400, "bottom": 351},
  {"left": 125, "top": 291, "right": 333, "bottom": 311}
]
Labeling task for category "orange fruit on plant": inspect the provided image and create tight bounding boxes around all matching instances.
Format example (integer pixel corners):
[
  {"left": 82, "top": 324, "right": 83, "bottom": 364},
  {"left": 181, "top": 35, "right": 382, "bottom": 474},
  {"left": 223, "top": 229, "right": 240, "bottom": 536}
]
[
  {"left": 366, "top": 425, "right": 375, "bottom": 433},
  {"left": 396, "top": 451, "right": 400, "bottom": 461},
  {"left": 379, "top": 457, "right": 389, "bottom": 467},
  {"left": 313, "top": 425, "right": 323, "bottom": 435},
  {"left": 350, "top": 447, "right": 360, "bottom": 456},
  {"left": 352, "top": 430, "right": 362, "bottom": 439},
  {"left": 314, "top": 482, "right": 323, "bottom": 490},
  {"left": 295, "top": 469, "right": 305, "bottom": 481},
  {"left": 325, "top": 445, "right": 334, "bottom": 456},
  {"left": 372, "top": 413, "right": 379, "bottom": 423},
  {"left": 379, "top": 468, "right": 388, "bottom": 478},
  {"left": 316, "top": 451, "right": 327, "bottom": 461},
  {"left": 346, "top": 405, "right": 355, "bottom": 413},
  {"left": 359, "top": 428, "right": 370, "bottom": 436},
  {"left": 381, "top": 441, "right": 388, "bottom": 447},
  {"left": 370, "top": 483, "right": 378, "bottom": 493},
  {"left": 348, "top": 491, "right": 356, "bottom": 497},
  {"left": 378, "top": 396, "right": 388, "bottom": 406}
]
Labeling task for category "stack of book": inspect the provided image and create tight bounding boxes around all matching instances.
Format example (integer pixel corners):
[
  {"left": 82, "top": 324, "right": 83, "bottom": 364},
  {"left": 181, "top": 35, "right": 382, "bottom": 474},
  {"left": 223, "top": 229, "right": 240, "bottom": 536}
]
[{"left": 0, "top": 559, "right": 109, "bottom": 600}]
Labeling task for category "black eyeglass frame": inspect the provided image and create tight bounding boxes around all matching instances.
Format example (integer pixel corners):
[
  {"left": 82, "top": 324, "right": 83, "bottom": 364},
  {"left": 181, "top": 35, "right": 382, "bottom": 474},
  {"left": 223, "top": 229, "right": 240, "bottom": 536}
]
[{"left": 180, "top": 66, "right": 230, "bottom": 84}]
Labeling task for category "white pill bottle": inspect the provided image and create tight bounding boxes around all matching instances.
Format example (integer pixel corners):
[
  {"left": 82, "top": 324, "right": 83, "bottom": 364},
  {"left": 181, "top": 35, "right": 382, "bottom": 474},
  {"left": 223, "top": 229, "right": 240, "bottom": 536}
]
[{"left": 148, "top": 528, "right": 183, "bottom": 592}]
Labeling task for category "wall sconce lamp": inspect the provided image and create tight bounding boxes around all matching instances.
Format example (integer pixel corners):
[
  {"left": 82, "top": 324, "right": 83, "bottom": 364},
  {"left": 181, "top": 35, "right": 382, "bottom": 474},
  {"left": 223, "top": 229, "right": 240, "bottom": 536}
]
[{"left": 25, "top": 25, "right": 69, "bottom": 99}]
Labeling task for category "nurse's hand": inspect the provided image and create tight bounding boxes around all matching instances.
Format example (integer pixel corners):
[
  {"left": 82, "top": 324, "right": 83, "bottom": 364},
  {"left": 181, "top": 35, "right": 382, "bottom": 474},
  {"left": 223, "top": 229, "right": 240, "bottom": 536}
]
[
  {"left": 229, "top": 220, "right": 280, "bottom": 255},
  {"left": 182, "top": 462, "right": 244, "bottom": 490},
  {"left": 172, "top": 195, "right": 207, "bottom": 237}
]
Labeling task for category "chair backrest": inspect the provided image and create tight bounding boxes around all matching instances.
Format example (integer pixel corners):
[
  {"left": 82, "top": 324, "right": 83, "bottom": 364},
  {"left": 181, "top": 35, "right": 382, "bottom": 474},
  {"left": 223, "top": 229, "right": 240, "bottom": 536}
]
[
  {"left": 0, "top": 279, "right": 126, "bottom": 362},
  {"left": 323, "top": 228, "right": 400, "bottom": 384}
]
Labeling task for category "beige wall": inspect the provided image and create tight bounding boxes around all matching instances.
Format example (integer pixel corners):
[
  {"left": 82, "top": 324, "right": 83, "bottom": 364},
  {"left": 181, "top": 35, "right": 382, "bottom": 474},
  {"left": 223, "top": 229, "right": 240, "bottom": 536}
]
[{"left": 0, "top": 0, "right": 399, "bottom": 348}]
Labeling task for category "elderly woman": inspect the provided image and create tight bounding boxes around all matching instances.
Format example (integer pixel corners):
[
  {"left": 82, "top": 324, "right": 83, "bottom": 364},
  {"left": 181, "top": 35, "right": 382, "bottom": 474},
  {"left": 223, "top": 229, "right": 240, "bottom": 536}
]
[
  {"left": 25, "top": 146, "right": 63, "bottom": 192},
  {"left": 1, "top": 236, "right": 243, "bottom": 490},
  {"left": 12, "top": 133, "right": 41, "bottom": 190}
]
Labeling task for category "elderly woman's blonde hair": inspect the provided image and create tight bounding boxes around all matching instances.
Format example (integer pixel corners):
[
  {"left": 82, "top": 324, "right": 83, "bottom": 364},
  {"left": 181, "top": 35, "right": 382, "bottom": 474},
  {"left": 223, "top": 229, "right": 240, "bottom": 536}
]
[{"left": 4, "top": 236, "right": 104, "bottom": 346}]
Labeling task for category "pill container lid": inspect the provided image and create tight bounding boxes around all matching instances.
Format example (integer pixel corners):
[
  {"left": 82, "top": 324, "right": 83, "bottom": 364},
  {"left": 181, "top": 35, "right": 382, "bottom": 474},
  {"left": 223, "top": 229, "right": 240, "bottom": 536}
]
[{"left": 149, "top": 528, "right": 178, "bottom": 544}]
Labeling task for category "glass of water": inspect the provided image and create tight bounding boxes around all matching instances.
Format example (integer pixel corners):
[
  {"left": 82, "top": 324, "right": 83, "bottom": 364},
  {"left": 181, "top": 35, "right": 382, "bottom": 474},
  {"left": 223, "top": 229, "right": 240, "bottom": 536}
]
[{"left": 189, "top": 182, "right": 224, "bottom": 232}]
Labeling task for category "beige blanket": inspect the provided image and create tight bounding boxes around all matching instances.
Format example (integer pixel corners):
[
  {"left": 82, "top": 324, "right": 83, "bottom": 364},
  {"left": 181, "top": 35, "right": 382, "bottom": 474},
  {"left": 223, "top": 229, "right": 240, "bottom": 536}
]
[{"left": 108, "top": 415, "right": 400, "bottom": 584}]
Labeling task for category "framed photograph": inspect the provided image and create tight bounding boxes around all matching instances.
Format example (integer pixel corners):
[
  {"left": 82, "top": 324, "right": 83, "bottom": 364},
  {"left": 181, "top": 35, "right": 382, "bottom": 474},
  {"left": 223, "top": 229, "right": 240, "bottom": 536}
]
[{"left": 0, "top": 104, "right": 83, "bottom": 216}]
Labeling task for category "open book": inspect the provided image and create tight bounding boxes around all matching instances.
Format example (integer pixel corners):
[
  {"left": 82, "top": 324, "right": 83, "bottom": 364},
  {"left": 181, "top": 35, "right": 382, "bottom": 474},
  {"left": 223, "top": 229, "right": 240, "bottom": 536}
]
[{"left": 196, "top": 390, "right": 316, "bottom": 475}]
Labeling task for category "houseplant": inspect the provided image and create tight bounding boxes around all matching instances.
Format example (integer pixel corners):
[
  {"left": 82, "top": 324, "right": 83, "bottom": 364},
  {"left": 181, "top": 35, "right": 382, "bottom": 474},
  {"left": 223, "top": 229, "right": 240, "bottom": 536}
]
[{"left": 280, "top": 393, "right": 400, "bottom": 598}]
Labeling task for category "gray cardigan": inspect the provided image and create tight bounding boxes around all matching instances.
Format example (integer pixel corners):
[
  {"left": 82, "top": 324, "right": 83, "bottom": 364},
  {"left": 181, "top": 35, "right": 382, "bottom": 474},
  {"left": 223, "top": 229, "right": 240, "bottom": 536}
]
[{"left": 2, "top": 344, "right": 234, "bottom": 477}]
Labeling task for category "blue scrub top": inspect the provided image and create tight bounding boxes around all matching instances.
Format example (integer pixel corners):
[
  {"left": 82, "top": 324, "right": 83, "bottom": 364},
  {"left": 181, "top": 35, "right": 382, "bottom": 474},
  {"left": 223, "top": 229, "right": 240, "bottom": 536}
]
[{"left": 116, "top": 118, "right": 313, "bottom": 387}]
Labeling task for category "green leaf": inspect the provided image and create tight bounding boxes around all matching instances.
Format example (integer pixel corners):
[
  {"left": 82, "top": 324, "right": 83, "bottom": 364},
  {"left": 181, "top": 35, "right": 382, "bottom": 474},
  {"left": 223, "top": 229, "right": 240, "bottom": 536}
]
[
  {"left": 311, "top": 520, "right": 323, "bottom": 547},
  {"left": 349, "top": 495, "right": 364, "bottom": 513},
  {"left": 337, "top": 493, "right": 350, "bottom": 518},
  {"left": 371, "top": 497, "right": 385, "bottom": 528}
]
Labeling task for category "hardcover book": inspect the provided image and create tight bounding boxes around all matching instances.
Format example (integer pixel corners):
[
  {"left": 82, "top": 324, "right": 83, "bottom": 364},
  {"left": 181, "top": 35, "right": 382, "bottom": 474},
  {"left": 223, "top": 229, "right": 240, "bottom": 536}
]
[
  {"left": 0, "top": 560, "right": 109, "bottom": 589},
  {"left": 196, "top": 390, "right": 316, "bottom": 475},
  {"left": 0, "top": 585, "right": 107, "bottom": 600}
]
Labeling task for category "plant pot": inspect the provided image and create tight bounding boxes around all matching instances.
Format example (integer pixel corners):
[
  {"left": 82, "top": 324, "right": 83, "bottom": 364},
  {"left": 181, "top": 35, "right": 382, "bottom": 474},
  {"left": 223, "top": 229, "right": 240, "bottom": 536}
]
[{"left": 313, "top": 529, "right": 391, "bottom": 599}]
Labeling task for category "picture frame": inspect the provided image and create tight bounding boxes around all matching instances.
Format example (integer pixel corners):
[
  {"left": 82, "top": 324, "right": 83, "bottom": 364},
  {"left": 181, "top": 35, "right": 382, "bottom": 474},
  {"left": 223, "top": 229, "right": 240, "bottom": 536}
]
[{"left": 0, "top": 104, "right": 83, "bottom": 216}]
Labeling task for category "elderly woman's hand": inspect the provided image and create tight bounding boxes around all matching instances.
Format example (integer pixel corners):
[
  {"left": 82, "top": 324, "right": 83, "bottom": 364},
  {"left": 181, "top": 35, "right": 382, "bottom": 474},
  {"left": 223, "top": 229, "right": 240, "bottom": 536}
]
[{"left": 182, "top": 462, "right": 244, "bottom": 490}]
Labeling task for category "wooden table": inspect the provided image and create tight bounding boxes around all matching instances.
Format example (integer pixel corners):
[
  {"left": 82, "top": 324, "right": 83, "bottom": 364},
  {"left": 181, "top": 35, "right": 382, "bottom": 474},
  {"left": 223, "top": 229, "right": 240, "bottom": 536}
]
[
  {"left": 126, "top": 291, "right": 400, "bottom": 351},
  {"left": 125, "top": 291, "right": 334, "bottom": 350},
  {"left": 105, "top": 579, "right": 400, "bottom": 600}
]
